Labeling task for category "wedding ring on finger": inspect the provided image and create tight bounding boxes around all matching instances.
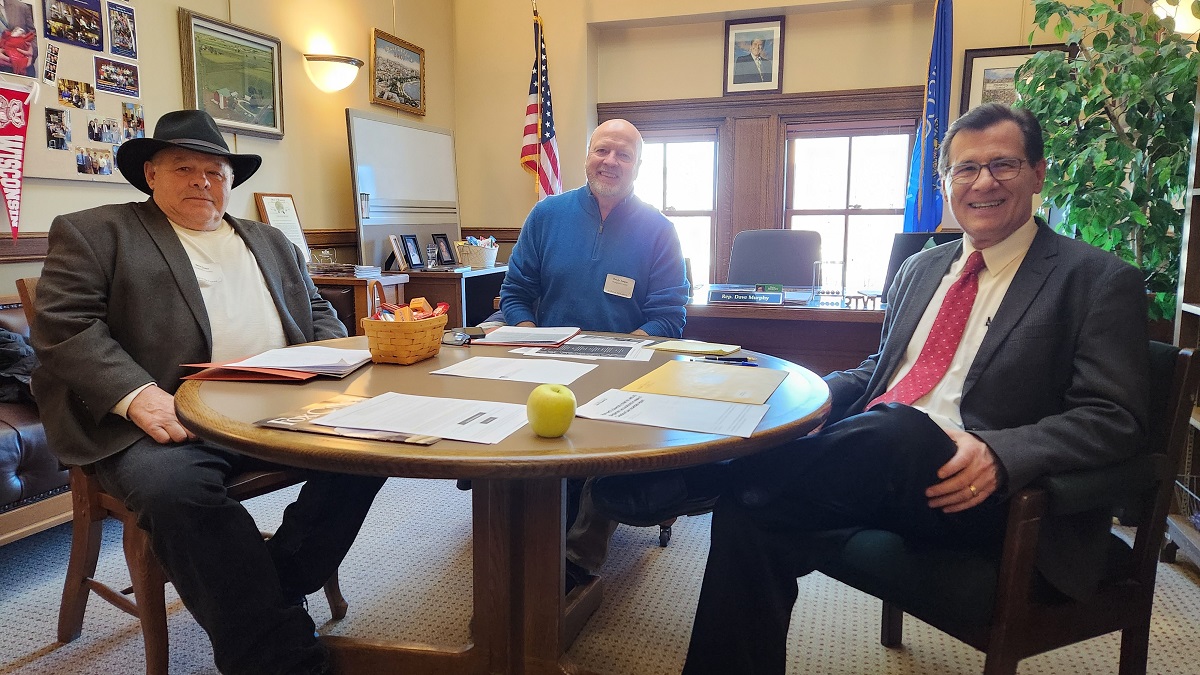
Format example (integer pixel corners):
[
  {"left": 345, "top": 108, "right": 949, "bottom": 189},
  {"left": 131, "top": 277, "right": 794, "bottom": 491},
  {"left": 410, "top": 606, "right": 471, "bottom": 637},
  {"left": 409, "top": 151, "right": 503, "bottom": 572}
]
[{"left": 968, "top": 484, "right": 978, "bottom": 497}]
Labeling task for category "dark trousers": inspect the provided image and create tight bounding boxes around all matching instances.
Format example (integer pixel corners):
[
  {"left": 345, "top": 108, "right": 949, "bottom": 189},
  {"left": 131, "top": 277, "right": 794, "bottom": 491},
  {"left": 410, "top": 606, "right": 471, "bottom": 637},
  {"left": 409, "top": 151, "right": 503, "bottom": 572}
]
[
  {"left": 93, "top": 438, "right": 386, "bottom": 675},
  {"left": 682, "top": 404, "right": 1008, "bottom": 675}
]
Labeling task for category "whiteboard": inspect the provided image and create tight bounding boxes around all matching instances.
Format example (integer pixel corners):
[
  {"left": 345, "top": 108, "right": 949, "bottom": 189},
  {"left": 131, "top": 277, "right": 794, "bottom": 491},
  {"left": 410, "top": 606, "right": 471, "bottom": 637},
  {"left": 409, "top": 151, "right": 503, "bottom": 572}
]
[{"left": 346, "top": 108, "right": 460, "bottom": 268}]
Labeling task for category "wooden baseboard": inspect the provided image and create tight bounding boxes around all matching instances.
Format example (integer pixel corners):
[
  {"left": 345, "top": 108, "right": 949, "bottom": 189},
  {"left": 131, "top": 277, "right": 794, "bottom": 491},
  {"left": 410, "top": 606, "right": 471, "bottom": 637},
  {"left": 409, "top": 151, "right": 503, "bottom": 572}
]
[{"left": 0, "top": 491, "right": 72, "bottom": 547}]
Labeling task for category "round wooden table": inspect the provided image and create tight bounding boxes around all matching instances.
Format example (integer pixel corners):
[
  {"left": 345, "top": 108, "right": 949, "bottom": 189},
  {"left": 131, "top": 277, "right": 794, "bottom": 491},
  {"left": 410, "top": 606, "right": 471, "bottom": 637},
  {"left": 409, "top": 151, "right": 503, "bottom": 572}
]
[{"left": 176, "top": 336, "right": 830, "bottom": 675}]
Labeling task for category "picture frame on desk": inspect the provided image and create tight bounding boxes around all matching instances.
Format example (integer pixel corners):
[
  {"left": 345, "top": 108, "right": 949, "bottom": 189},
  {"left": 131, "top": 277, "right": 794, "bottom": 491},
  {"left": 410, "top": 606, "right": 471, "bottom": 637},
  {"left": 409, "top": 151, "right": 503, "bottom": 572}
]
[
  {"left": 432, "top": 233, "right": 456, "bottom": 265},
  {"left": 399, "top": 234, "right": 424, "bottom": 270},
  {"left": 370, "top": 28, "right": 425, "bottom": 116},
  {"left": 960, "top": 44, "right": 1070, "bottom": 114},
  {"left": 178, "top": 9, "right": 284, "bottom": 139},
  {"left": 723, "top": 16, "right": 784, "bottom": 96},
  {"left": 388, "top": 234, "right": 409, "bottom": 271}
]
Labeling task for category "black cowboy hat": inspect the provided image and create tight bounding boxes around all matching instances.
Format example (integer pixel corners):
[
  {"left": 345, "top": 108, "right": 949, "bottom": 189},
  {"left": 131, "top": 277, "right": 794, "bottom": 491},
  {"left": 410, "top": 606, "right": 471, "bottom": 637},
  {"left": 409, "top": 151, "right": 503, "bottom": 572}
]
[{"left": 116, "top": 110, "right": 262, "bottom": 195}]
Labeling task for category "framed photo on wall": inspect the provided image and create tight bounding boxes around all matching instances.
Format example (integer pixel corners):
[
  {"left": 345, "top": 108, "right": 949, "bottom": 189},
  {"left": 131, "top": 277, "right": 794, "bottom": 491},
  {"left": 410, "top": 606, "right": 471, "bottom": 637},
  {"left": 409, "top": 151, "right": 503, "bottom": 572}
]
[
  {"left": 178, "top": 9, "right": 284, "bottom": 139},
  {"left": 371, "top": 28, "right": 426, "bottom": 116},
  {"left": 432, "top": 233, "right": 456, "bottom": 265},
  {"left": 960, "top": 44, "right": 1071, "bottom": 115},
  {"left": 723, "top": 16, "right": 784, "bottom": 95},
  {"left": 399, "top": 234, "right": 424, "bottom": 270}
]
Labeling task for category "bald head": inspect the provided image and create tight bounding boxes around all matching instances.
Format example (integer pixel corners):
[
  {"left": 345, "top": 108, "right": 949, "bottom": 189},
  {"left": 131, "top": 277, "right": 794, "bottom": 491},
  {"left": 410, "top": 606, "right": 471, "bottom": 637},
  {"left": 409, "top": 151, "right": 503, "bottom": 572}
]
[{"left": 585, "top": 119, "right": 643, "bottom": 210}]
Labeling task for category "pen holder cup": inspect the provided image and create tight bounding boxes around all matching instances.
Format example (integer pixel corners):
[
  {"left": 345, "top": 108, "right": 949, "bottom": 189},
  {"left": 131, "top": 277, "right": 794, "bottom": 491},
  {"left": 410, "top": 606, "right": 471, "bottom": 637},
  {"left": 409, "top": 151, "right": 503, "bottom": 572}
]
[
  {"left": 456, "top": 244, "right": 499, "bottom": 268},
  {"left": 363, "top": 314, "right": 448, "bottom": 365}
]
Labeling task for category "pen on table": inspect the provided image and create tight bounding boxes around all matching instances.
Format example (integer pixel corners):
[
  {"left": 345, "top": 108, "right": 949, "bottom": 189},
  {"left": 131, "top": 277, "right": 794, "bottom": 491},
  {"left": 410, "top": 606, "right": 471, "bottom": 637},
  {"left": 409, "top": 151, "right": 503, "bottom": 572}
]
[
  {"left": 691, "top": 358, "right": 758, "bottom": 367},
  {"left": 703, "top": 356, "right": 755, "bottom": 362}
]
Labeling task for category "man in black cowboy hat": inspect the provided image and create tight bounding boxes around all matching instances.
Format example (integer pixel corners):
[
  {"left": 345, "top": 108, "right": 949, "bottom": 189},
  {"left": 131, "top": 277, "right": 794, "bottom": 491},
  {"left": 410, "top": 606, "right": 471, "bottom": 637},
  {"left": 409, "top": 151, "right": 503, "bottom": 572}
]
[{"left": 29, "top": 110, "right": 385, "bottom": 675}]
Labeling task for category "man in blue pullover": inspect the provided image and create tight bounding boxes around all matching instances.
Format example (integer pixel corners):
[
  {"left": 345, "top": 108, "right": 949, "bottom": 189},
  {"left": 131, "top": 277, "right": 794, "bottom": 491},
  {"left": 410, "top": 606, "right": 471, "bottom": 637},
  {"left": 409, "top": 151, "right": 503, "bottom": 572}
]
[{"left": 501, "top": 118, "right": 689, "bottom": 588}]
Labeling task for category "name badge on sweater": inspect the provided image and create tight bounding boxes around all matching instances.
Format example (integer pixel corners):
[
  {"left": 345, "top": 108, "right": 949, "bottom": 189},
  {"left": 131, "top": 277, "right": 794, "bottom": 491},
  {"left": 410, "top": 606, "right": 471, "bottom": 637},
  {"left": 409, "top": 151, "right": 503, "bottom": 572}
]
[{"left": 603, "top": 274, "right": 635, "bottom": 298}]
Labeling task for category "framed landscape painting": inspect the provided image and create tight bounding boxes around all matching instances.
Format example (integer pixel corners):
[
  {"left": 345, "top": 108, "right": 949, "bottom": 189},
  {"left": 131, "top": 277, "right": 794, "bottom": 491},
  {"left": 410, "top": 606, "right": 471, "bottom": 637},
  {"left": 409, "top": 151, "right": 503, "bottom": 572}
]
[
  {"left": 960, "top": 44, "right": 1070, "bottom": 115},
  {"left": 179, "top": 9, "right": 284, "bottom": 139},
  {"left": 371, "top": 29, "right": 425, "bottom": 116}
]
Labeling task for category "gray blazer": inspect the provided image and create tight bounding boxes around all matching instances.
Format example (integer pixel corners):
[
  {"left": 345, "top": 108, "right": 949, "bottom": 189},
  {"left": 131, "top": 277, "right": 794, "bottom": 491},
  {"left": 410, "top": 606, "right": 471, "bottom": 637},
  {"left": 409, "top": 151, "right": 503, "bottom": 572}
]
[
  {"left": 824, "top": 222, "right": 1150, "bottom": 598},
  {"left": 30, "top": 198, "right": 346, "bottom": 467}
]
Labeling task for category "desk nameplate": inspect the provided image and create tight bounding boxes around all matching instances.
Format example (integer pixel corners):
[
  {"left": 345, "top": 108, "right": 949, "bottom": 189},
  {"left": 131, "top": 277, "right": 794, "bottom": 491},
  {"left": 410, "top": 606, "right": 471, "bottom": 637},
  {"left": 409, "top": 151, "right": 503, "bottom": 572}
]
[{"left": 707, "top": 289, "right": 783, "bottom": 305}]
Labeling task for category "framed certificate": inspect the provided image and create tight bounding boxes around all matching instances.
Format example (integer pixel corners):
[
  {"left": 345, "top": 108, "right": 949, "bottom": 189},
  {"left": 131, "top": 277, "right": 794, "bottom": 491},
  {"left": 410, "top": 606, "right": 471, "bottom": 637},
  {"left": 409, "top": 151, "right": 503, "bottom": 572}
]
[{"left": 254, "top": 193, "right": 309, "bottom": 262}]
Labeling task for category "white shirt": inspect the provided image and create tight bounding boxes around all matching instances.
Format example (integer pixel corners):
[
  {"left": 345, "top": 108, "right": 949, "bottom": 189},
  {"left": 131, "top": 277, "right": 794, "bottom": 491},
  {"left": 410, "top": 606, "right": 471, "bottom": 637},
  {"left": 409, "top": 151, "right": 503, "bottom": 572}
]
[
  {"left": 883, "top": 217, "right": 1038, "bottom": 430},
  {"left": 112, "top": 220, "right": 287, "bottom": 418}
]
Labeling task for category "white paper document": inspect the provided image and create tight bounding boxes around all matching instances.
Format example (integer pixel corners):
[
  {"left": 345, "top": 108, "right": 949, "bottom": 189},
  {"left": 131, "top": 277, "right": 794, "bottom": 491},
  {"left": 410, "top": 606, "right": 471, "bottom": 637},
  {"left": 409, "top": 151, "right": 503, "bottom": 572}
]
[
  {"left": 430, "top": 356, "right": 596, "bottom": 384},
  {"left": 576, "top": 389, "right": 769, "bottom": 438},
  {"left": 310, "top": 392, "right": 528, "bottom": 444},
  {"left": 228, "top": 346, "right": 372, "bottom": 376},
  {"left": 511, "top": 334, "right": 654, "bottom": 361},
  {"left": 472, "top": 325, "right": 580, "bottom": 346}
]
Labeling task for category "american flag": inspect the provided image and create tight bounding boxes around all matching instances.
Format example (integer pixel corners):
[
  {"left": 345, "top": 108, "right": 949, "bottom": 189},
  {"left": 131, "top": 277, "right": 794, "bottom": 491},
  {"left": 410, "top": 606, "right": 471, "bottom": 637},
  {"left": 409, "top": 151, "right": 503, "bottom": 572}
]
[{"left": 520, "top": 10, "right": 561, "bottom": 198}]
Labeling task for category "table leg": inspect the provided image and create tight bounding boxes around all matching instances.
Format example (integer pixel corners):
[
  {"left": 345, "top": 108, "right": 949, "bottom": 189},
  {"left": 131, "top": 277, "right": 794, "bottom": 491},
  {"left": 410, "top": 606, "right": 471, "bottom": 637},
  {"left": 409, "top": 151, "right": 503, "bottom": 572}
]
[
  {"left": 473, "top": 478, "right": 603, "bottom": 675},
  {"left": 326, "top": 477, "right": 603, "bottom": 674}
]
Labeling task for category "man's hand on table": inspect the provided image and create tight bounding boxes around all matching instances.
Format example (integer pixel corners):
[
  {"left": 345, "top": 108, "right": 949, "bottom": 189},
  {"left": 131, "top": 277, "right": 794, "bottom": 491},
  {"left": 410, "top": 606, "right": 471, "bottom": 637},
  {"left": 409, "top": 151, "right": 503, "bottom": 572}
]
[{"left": 128, "top": 385, "right": 197, "bottom": 444}]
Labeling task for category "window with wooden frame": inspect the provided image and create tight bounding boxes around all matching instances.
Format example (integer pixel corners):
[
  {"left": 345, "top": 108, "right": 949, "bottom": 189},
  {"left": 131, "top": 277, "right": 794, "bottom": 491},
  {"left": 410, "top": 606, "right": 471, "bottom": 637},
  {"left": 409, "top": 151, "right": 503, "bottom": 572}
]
[
  {"left": 785, "top": 120, "right": 916, "bottom": 295},
  {"left": 600, "top": 86, "right": 923, "bottom": 286},
  {"left": 633, "top": 129, "right": 718, "bottom": 284}
]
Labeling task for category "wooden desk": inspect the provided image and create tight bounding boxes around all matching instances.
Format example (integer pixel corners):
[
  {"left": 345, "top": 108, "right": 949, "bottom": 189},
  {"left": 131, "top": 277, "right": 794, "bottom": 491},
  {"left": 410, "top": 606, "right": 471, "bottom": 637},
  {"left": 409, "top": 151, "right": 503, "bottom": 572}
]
[
  {"left": 175, "top": 337, "right": 829, "bottom": 675},
  {"left": 684, "top": 299, "right": 885, "bottom": 376},
  {"left": 402, "top": 266, "right": 507, "bottom": 329},
  {"left": 312, "top": 274, "right": 408, "bottom": 336}
]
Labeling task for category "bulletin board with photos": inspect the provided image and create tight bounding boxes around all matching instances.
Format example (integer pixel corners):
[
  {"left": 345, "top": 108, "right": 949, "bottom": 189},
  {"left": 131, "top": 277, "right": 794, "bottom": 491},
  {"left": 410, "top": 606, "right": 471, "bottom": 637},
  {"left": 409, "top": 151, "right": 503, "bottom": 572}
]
[{"left": 11, "top": 0, "right": 143, "bottom": 183}]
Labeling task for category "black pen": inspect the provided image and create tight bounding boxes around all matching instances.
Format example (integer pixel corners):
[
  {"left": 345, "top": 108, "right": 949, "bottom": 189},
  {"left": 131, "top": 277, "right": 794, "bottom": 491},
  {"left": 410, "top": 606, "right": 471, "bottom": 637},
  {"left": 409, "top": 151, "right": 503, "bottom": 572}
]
[
  {"left": 694, "top": 359, "right": 759, "bottom": 367},
  {"left": 704, "top": 356, "right": 755, "bottom": 362}
]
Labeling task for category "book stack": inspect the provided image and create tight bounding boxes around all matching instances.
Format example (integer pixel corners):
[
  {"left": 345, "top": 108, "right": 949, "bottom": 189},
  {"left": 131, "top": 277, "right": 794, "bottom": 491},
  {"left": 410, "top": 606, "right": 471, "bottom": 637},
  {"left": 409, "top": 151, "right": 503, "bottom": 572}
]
[{"left": 354, "top": 265, "right": 382, "bottom": 278}]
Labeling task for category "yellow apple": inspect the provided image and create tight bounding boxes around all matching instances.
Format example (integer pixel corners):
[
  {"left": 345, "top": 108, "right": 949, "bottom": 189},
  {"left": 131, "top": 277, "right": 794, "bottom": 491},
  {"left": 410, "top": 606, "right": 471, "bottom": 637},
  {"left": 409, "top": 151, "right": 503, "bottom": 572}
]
[{"left": 526, "top": 383, "right": 577, "bottom": 438}]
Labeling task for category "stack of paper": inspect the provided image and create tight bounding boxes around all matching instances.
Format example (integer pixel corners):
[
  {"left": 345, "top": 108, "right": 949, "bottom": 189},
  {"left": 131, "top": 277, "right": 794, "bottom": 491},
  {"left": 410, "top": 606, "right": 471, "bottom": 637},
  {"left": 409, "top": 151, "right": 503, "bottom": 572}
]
[
  {"left": 646, "top": 339, "right": 741, "bottom": 356},
  {"left": 184, "top": 346, "right": 372, "bottom": 381},
  {"left": 472, "top": 325, "right": 580, "bottom": 347}
]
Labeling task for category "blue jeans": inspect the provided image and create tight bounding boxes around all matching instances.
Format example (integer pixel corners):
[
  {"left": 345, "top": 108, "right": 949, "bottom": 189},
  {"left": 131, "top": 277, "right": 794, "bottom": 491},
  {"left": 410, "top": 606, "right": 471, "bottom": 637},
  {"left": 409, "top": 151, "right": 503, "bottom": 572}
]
[{"left": 94, "top": 438, "right": 386, "bottom": 675}]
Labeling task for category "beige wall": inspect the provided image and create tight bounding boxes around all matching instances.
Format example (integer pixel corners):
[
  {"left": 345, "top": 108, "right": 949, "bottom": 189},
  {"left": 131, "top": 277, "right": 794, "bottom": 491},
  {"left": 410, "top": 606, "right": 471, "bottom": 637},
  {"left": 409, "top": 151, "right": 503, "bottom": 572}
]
[
  {"left": 5, "top": 0, "right": 1067, "bottom": 293},
  {"left": 3, "top": 0, "right": 454, "bottom": 293},
  {"left": 452, "top": 0, "right": 1060, "bottom": 246}
]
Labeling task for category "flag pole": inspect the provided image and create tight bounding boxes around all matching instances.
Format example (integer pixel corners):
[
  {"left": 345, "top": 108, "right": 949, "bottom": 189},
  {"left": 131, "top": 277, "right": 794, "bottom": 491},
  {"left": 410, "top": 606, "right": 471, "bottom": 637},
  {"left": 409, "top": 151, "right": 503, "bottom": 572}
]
[{"left": 532, "top": 0, "right": 541, "bottom": 197}]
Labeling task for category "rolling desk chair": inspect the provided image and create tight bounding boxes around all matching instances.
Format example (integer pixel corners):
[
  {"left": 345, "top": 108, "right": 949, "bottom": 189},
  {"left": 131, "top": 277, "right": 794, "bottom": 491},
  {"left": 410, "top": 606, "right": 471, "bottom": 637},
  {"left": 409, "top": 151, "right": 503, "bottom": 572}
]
[{"left": 727, "top": 229, "right": 821, "bottom": 286}]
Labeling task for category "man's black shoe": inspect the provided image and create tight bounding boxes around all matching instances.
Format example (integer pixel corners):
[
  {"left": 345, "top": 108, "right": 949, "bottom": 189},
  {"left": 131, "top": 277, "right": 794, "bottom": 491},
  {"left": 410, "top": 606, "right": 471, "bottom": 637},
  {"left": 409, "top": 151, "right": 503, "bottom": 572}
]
[{"left": 564, "top": 559, "right": 595, "bottom": 595}]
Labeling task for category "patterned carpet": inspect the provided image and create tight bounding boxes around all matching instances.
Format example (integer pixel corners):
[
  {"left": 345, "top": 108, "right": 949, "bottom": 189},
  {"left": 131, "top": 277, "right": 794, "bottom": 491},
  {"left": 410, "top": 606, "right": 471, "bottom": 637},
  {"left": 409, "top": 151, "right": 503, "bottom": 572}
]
[{"left": 1, "top": 477, "right": 1199, "bottom": 674}]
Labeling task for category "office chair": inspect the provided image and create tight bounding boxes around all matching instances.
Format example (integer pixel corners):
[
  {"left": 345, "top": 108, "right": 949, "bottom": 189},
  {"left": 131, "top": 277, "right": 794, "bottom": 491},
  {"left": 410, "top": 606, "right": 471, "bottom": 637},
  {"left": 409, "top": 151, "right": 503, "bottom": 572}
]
[
  {"left": 17, "top": 278, "right": 346, "bottom": 675},
  {"left": 726, "top": 229, "right": 821, "bottom": 286},
  {"left": 818, "top": 341, "right": 1196, "bottom": 675}
]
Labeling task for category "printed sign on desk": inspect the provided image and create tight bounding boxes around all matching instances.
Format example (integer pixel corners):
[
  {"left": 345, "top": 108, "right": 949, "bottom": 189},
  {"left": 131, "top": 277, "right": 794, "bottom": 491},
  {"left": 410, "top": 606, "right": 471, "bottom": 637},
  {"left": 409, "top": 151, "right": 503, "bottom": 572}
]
[{"left": 707, "top": 289, "right": 783, "bottom": 305}]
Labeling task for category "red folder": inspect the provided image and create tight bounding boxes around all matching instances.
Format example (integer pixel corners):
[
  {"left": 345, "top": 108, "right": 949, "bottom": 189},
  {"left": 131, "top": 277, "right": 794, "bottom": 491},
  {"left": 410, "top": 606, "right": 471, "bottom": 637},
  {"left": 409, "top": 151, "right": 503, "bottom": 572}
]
[{"left": 181, "top": 363, "right": 317, "bottom": 382}]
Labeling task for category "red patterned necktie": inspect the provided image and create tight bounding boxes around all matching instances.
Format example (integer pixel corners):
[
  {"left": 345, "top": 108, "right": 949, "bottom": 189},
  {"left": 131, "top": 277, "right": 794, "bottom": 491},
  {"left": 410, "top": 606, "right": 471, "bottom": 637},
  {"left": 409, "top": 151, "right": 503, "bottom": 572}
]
[{"left": 868, "top": 250, "right": 986, "bottom": 408}]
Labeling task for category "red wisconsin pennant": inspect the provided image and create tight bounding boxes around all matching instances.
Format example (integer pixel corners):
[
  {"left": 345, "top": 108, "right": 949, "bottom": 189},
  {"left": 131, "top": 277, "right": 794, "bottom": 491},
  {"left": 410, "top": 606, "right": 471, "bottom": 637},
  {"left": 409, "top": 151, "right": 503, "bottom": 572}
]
[{"left": 0, "top": 84, "right": 31, "bottom": 240}]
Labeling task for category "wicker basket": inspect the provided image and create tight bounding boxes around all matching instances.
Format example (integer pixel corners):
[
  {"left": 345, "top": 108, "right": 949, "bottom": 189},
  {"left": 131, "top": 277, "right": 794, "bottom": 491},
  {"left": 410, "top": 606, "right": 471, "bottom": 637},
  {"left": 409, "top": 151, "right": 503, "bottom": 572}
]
[
  {"left": 362, "top": 314, "right": 448, "bottom": 365},
  {"left": 456, "top": 243, "right": 499, "bottom": 268}
]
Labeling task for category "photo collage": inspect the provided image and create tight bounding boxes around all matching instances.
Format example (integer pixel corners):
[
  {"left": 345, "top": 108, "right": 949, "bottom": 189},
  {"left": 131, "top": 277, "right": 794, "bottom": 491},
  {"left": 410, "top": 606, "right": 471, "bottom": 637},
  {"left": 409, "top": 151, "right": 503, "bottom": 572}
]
[{"left": 25, "top": 0, "right": 143, "bottom": 177}]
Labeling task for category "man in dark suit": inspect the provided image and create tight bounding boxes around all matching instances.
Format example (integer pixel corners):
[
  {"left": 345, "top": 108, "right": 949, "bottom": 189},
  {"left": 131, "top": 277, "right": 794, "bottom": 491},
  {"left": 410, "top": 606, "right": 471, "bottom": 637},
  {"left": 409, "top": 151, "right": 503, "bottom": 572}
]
[
  {"left": 30, "top": 110, "right": 385, "bottom": 675},
  {"left": 681, "top": 103, "right": 1150, "bottom": 674}
]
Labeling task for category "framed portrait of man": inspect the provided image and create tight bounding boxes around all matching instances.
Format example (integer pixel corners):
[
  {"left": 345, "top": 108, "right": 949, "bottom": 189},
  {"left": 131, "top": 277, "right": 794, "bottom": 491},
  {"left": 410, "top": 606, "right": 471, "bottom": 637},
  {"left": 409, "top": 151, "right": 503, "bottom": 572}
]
[{"left": 723, "top": 16, "right": 784, "bottom": 95}]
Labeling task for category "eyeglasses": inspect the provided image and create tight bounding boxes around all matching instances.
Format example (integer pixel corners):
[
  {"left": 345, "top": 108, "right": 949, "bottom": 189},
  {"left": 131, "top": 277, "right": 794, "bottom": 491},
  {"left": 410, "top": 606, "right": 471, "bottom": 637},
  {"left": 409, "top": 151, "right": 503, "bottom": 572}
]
[
  {"left": 945, "top": 158, "right": 1026, "bottom": 185},
  {"left": 441, "top": 330, "right": 470, "bottom": 346}
]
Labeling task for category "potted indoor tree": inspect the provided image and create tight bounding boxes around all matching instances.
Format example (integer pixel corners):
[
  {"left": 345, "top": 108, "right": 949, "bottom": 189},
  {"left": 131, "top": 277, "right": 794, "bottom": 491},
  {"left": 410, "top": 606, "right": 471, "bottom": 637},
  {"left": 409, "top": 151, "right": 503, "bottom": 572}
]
[{"left": 1015, "top": 0, "right": 1200, "bottom": 325}]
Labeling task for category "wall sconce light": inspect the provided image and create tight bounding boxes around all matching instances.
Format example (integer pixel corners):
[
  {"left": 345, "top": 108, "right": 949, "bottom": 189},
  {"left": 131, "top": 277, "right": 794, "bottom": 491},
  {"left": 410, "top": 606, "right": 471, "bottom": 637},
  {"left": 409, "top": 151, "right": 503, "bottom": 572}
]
[
  {"left": 1152, "top": 0, "right": 1200, "bottom": 34},
  {"left": 303, "top": 54, "right": 365, "bottom": 93}
]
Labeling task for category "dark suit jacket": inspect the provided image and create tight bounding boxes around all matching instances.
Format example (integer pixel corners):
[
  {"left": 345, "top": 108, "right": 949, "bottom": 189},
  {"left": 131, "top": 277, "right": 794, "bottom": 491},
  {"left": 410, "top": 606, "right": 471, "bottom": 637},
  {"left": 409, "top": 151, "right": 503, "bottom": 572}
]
[
  {"left": 732, "top": 53, "right": 771, "bottom": 83},
  {"left": 30, "top": 198, "right": 346, "bottom": 467},
  {"left": 823, "top": 222, "right": 1150, "bottom": 598}
]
